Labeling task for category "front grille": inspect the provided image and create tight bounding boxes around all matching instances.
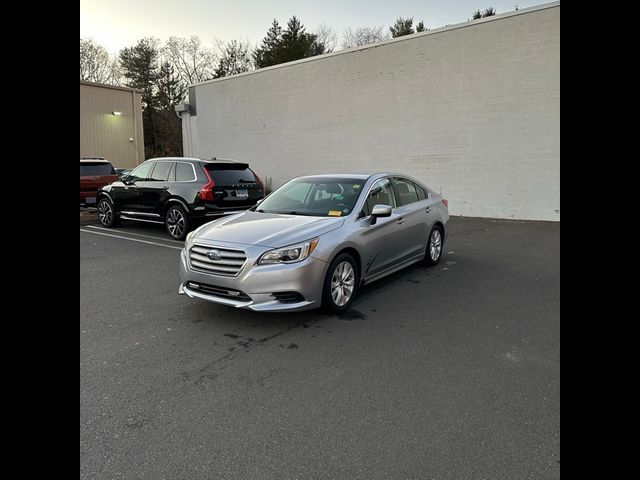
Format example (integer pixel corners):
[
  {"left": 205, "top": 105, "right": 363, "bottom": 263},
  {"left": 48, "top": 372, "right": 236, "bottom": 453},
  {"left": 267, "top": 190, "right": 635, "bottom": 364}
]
[
  {"left": 189, "top": 245, "right": 247, "bottom": 276},
  {"left": 186, "top": 282, "right": 251, "bottom": 302},
  {"left": 272, "top": 292, "right": 306, "bottom": 304}
]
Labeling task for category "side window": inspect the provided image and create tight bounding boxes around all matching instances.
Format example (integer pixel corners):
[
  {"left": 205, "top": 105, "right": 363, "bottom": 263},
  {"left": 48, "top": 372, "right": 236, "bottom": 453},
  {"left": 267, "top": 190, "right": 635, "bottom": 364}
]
[
  {"left": 128, "top": 162, "right": 154, "bottom": 182},
  {"left": 416, "top": 185, "right": 428, "bottom": 201},
  {"left": 361, "top": 178, "right": 396, "bottom": 217},
  {"left": 392, "top": 177, "right": 420, "bottom": 206},
  {"left": 175, "top": 162, "right": 196, "bottom": 182},
  {"left": 150, "top": 162, "right": 173, "bottom": 181}
]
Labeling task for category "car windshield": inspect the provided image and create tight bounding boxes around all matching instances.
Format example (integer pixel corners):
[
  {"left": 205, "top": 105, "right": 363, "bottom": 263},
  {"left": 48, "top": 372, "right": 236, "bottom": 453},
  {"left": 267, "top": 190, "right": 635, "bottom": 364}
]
[{"left": 257, "top": 177, "right": 366, "bottom": 217}]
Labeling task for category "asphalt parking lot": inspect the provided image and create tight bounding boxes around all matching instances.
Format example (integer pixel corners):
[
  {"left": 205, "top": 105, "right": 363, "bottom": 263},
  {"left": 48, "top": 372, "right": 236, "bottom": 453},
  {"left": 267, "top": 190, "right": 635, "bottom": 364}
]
[{"left": 80, "top": 216, "right": 559, "bottom": 480}]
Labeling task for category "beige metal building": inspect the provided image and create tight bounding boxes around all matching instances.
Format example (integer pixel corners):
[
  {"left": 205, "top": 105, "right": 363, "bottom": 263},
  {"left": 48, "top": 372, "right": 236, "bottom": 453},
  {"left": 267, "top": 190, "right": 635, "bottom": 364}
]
[{"left": 80, "top": 81, "right": 144, "bottom": 169}]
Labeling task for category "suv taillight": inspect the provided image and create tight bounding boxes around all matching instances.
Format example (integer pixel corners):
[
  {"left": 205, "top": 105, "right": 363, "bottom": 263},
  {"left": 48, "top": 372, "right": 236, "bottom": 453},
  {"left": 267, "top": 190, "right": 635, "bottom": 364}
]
[
  {"left": 199, "top": 167, "right": 215, "bottom": 201},
  {"left": 249, "top": 168, "right": 265, "bottom": 196}
]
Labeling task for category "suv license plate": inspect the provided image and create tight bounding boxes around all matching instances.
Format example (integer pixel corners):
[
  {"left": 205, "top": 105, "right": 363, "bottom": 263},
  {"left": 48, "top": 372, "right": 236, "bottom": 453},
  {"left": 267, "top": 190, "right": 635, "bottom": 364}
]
[{"left": 236, "top": 189, "right": 248, "bottom": 199}]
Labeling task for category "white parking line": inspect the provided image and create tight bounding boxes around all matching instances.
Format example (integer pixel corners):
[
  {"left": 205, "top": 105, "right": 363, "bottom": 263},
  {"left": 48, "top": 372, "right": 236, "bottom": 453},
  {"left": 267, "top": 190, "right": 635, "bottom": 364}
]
[
  {"left": 80, "top": 229, "right": 183, "bottom": 250},
  {"left": 84, "top": 225, "right": 184, "bottom": 244}
]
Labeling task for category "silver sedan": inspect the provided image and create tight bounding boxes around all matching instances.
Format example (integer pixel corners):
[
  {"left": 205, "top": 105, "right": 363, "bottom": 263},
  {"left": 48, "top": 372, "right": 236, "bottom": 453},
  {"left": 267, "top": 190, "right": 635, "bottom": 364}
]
[{"left": 179, "top": 173, "right": 449, "bottom": 312}]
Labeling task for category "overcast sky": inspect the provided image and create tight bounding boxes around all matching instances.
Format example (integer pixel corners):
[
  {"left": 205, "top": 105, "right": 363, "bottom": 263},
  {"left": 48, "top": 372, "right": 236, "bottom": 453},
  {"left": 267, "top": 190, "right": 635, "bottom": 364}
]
[{"left": 81, "top": 0, "right": 542, "bottom": 53}]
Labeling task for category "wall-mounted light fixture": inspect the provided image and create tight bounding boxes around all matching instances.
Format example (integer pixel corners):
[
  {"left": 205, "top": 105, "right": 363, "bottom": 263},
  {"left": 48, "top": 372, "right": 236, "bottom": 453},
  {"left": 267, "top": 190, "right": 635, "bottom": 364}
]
[{"left": 112, "top": 111, "right": 123, "bottom": 116}]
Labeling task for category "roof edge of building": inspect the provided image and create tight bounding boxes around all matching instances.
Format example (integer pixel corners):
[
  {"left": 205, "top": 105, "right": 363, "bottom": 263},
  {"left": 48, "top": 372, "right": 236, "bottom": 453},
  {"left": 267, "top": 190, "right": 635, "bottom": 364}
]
[
  {"left": 189, "top": 1, "right": 560, "bottom": 89},
  {"left": 80, "top": 80, "right": 144, "bottom": 94}
]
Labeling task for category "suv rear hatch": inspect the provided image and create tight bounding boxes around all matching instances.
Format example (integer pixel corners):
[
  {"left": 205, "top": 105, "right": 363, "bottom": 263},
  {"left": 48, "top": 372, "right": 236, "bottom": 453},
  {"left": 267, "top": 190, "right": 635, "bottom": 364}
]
[{"left": 203, "top": 163, "right": 264, "bottom": 210}]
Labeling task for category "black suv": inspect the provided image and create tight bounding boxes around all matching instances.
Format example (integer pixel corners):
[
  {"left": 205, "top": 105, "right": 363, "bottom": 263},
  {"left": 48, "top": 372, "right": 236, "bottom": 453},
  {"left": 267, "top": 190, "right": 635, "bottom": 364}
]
[{"left": 96, "top": 157, "right": 265, "bottom": 239}]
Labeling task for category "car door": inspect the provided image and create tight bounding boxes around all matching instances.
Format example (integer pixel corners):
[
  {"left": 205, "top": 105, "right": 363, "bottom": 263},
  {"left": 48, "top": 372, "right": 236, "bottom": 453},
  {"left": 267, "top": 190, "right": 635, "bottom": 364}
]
[
  {"left": 110, "top": 162, "right": 153, "bottom": 211},
  {"left": 137, "top": 161, "right": 174, "bottom": 214},
  {"left": 390, "top": 177, "right": 430, "bottom": 261},
  {"left": 356, "top": 177, "right": 405, "bottom": 278}
]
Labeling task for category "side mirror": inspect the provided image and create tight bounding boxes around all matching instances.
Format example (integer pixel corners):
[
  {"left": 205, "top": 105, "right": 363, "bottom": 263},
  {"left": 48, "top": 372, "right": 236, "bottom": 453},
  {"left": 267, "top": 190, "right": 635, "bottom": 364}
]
[
  {"left": 256, "top": 198, "right": 263, "bottom": 205},
  {"left": 370, "top": 204, "right": 392, "bottom": 225}
]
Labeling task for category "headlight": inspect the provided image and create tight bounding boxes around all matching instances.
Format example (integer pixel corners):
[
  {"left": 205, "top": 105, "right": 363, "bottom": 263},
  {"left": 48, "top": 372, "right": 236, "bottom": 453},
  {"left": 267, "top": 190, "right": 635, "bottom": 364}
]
[{"left": 258, "top": 238, "right": 319, "bottom": 265}]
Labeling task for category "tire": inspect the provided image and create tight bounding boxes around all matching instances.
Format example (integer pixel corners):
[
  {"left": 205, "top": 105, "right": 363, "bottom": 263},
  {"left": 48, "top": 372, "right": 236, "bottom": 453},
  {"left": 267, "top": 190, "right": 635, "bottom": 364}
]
[
  {"left": 424, "top": 224, "right": 444, "bottom": 266},
  {"left": 322, "top": 253, "right": 359, "bottom": 313},
  {"left": 97, "top": 197, "right": 119, "bottom": 227},
  {"left": 165, "top": 204, "right": 190, "bottom": 240}
]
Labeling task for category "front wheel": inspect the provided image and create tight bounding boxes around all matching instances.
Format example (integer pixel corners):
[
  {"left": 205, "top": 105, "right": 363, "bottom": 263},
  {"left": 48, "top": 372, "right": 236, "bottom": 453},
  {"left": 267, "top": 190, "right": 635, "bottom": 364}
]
[
  {"left": 97, "top": 197, "right": 118, "bottom": 227},
  {"left": 322, "top": 253, "right": 359, "bottom": 313},
  {"left": 165, "top": 204, "right": 190, "bottom": 240},
  {"left": 424, "top": 225, "right": 443, "bottom": 266}
]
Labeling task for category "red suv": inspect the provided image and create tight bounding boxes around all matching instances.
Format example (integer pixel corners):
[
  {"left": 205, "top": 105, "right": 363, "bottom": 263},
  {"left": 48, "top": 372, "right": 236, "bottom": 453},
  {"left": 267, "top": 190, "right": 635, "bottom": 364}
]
[{"left": 80, "top": 159, "right": 119, "bottom": 206}]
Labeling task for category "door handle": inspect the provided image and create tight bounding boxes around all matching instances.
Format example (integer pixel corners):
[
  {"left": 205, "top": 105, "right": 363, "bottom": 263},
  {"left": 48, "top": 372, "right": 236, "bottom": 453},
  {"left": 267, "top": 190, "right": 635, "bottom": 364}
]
[
  {"left": 425, "top": 207, "right": 431, "bottom": 213},
  {"left": 396, "top": 217, "right": 405, "bottom": 225}
]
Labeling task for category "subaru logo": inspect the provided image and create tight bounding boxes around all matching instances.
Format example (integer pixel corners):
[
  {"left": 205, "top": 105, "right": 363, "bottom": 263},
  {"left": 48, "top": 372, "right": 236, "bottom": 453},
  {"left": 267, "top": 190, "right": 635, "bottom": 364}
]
[{"left": 207, "top": 249, "right": 221, "bottom": 261}]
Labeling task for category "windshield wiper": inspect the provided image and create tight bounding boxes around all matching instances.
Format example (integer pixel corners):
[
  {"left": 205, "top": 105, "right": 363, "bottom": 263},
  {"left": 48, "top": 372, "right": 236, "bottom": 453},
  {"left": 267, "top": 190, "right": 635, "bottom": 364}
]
[{"left": 286, "top": 211, "right": 320, "bottom": 216}]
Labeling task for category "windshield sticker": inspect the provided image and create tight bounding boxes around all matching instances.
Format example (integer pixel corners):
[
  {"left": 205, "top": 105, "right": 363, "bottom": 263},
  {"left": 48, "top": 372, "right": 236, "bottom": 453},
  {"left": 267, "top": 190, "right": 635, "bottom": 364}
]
[
  {"left": 328, "top": 210, "right": 342, "bottom": 216},
  {"left": 353, "top": 184, "right": 361, "bottom": 189}
]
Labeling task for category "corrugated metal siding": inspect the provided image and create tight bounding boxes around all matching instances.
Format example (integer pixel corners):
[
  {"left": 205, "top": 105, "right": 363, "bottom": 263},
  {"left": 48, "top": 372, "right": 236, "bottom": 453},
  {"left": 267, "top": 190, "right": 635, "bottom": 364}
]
[{"left": 80, "top": 83, "right": 144, "bottom": 169}]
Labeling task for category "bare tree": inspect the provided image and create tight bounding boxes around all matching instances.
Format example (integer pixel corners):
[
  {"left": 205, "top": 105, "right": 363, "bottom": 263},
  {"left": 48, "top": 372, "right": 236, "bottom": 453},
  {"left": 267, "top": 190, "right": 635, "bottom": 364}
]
[
  {"left": 315, "top": 24, "right": 338, "bottom": 53},
  {"left": 162, "top": 36, "right": 219, "bottom": 86},
  {"left": 80, "top": 38, "right": 120, "bottom": 84},
  {"left": 341, "top": 26, "right": 387, "bottom": 49},
  {"left": 214, "top": 40, "right": 253, "bottom": 78}
]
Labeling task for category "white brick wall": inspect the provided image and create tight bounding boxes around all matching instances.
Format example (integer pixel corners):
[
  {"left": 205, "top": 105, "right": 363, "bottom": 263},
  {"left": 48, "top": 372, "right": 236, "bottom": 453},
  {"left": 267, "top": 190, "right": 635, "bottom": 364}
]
[{"left": 183, "top": 3, "right": 560, "bottom": 221}]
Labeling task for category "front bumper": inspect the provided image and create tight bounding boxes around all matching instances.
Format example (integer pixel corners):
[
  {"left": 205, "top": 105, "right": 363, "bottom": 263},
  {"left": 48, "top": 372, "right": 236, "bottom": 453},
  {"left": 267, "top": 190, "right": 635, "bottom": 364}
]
[{"left": 178, "top": 242, "right": 327, "bottom": 312}]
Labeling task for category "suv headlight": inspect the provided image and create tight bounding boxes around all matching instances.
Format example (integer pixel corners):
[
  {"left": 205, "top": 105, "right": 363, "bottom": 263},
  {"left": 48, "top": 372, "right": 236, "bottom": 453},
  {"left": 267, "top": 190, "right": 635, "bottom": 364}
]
[{"left": 258, "top": 238, "right": 319, "bottom": 265}]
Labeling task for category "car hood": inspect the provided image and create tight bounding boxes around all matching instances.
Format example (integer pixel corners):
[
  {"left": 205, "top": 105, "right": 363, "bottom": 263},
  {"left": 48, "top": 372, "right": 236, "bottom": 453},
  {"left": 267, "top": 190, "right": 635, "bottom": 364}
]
[{"left": 194, "top": 211, "right": 345, "bottom": 248}]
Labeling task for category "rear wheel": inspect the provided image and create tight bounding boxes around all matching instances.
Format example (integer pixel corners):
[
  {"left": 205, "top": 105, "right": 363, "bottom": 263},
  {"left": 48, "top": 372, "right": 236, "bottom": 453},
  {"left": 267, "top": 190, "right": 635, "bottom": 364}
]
[
  {"left": 424, "top": 225, "right": 443, "bottom": 266},
  {"left": 165, "top": 204, "right": 190, "bottom": 240},
  {"left": 97, "top": 197, "right": 118, "bottom": 227},
  {"left": 322, "top": 253, "right": 359, "bottom": 313}
]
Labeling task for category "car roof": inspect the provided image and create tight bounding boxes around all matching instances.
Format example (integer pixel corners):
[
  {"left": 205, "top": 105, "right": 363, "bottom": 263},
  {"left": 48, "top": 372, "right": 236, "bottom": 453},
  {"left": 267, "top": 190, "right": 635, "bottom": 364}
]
[
  {"left": 298, "top": 173, "right": 373, "bottom": 180},
  {"left": 294, "top": 172, "right": 413, "bottom": 181}
]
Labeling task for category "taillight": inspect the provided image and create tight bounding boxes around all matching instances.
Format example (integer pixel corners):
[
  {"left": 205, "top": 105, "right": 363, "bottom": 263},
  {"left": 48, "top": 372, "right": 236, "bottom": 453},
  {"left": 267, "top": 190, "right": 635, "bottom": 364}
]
[
  {"left": 199, "top": 167, "right": 215, "bottom": 201},
  {"left": 249, "top": 168, "right": 265, "bottom": 196},
  {"left": 442, "top": 199, "right": 448, "bottom": 207}
]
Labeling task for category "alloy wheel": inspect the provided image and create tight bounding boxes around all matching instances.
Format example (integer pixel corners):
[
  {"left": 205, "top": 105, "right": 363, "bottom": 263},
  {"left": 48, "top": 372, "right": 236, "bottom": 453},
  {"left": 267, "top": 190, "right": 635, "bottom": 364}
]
[
  {"left": 430, "top": 229, "right": 442, "bottom": 262},
  {"left": 167, "top": 209, "right": 185, "bottom": 238},
  {"left": 330, "top": 261, "right": 355, "bottom": 307},
  {"left": 98, "top": 201, "right": 112, "bottom": 225}
]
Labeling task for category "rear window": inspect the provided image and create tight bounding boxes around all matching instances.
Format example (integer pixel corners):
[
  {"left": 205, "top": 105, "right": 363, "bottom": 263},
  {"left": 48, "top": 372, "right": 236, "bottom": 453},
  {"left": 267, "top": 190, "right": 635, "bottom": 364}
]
[
  {"left": 205, "top": 165, "right": 256, "bottom": 185},
  {"left": 80, "top": 162, "right": 115, "bottom": 176}
]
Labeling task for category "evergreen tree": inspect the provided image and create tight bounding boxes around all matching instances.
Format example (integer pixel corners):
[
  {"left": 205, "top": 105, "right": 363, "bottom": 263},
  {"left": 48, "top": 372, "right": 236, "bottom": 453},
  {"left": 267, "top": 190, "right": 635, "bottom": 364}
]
[
  {"left": 254, "top": 16, "right": 326, "bottom": 68},
  {"left": 390, "top": 17, "right": 415, "bottom": 37},
  {"left": 119, "top": 38, "right": 161, "bottom": 157}
]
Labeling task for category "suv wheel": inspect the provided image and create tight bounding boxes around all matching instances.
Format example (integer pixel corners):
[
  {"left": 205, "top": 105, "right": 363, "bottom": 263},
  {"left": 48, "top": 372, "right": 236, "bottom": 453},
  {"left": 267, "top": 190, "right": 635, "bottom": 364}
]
[
  {"left": 165, "top": 204, "right": 189, "bottom": 240},
  {"left": 322, "top": 253, "right": 359, "bottom": 313},
  {"left": 97, "top": 197, "right": 118, "bottom": 227}
]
